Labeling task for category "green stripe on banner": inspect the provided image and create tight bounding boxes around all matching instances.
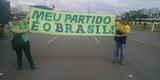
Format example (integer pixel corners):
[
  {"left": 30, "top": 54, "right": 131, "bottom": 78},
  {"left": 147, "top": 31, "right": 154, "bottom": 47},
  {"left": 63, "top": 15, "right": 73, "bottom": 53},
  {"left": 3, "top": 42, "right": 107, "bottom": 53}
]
[{"left": 29, "top": 7, "right": 115, "bottom": 36}]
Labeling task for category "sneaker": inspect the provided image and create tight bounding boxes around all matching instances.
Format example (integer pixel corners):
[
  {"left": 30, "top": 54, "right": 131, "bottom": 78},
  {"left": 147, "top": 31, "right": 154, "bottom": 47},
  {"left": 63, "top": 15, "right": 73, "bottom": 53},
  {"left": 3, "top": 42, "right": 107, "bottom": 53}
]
[
  {"left": 30, "top": 65, "right": 36, "bottom": 70},
  {"left": 118, "top": 62, "right": 123, "bottom": 65},
  {"left": 112, "top": 60, "right": 116, "bottom": 64},
  {"left": 17, "top": 66, "right": 22, "bottom": 70},
  {"left": 112, "top": 59, "right": 117, "bottom": 64}
]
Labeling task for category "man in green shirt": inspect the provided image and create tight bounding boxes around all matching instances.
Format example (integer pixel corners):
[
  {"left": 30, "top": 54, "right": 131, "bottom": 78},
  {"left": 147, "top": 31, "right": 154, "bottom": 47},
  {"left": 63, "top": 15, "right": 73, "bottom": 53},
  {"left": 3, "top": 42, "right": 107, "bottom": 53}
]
[{"left": 8, "top": 15, "right": 36, "bottom": 70}]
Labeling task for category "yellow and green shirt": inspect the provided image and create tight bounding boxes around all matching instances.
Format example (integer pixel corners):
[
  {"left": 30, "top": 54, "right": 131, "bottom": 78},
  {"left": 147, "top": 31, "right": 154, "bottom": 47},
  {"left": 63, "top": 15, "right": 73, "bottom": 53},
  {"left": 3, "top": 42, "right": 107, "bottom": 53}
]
[{"left": 116, "top": 21, "right": 131, "bottom": 34}]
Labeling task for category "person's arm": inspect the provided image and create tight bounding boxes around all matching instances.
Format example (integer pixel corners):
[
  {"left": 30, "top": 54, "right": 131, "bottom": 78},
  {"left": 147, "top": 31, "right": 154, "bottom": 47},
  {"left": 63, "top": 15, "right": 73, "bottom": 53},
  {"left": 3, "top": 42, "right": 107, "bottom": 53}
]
[
  {"left": 25, "top": 23, "right": 30, "bottom": 32},
  {"left": 25, "top": 13, "right": 30, "bottom": 31},
  {"left": 7, "top": 24, "right": 12, "bottom": 33},
  {"left": 116, "top": 33, "right": 128, "bottom": 37},
  {"left": 19, "top": 29, "right": 29, "bottom": 33},
  {"left": 7, "top": 23, "right": 20, "bottom": 33},
  {"left": 116, "top": 25, "right": 131, "bottom": 37},
  {"left": 9, "top": 25, "right": 28, "bottom": 33},
  {"left": 17, "top": 14, "right": 30, "bottom": 33},
  {"left": 25, "top": 13, "right": 30, "bottom": 22},
  {"left": 11, "top": 29, "right": 28, "bottom": 34}
]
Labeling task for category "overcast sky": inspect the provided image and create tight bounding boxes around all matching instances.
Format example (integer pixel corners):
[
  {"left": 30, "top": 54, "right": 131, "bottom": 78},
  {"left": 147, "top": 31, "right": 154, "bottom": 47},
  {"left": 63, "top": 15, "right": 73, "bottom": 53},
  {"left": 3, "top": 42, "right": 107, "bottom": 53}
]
[{"left": 8, "top": 0, "right": 160, "bottom": 14}]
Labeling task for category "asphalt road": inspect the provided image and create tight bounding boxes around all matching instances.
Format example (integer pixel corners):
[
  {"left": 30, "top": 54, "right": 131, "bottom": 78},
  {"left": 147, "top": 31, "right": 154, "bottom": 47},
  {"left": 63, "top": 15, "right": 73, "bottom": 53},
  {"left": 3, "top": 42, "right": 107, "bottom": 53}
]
[{"left": 0, "top": 31, "right": 160, "bottom": 80}]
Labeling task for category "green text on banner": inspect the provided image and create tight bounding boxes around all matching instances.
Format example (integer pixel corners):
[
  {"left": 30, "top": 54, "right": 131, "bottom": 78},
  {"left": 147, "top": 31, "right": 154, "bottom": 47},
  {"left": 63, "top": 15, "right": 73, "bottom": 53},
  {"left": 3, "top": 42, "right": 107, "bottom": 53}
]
[{"left": 29, "top": 7, "right": 116, "bottom": 36}]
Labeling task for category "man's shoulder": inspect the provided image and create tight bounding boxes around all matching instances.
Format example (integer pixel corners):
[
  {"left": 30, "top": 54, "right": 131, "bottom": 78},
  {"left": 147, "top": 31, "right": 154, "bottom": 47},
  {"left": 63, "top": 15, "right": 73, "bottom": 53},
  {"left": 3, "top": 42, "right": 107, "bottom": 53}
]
[
  {"left": 116, "top": 22, "right": 123, "bottom": 26},
  {"left": 8, "top": 22, "right": 13, "bottom": 26},
  {"left": 8, "top": 23, "right": 17, "bottom": 30},
  {"left": 123, "top": 25, "right": 130, "bottom": 30},
  {"left": 126, "top": 25, "right": 131, "bottom": 28},
  {"left": 8, "top": 22, "right": 15, "bottom": 28}
]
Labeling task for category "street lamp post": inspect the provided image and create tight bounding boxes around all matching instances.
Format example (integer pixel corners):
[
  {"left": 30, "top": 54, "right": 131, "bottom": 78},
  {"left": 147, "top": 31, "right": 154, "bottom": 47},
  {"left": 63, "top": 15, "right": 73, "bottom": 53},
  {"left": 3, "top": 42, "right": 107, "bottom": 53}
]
[{"left": 88, "top": 0, "right": 90, "bottom": 13}]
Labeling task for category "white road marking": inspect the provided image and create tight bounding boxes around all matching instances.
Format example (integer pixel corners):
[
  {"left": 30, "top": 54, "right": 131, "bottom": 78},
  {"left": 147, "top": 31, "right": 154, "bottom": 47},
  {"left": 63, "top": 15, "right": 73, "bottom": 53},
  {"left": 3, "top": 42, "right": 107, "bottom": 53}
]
[
  {"left": 130, "top": 38, "right": 148, "bottom": 45},
  {"left": 47, "top": 36, "right": 59, "bottom": 44},
  {"left": 93, "top": 37, "right": 100, "bottom": 44},
  {"left": 0, "top": 73, "right": 4, "bottom": 76},
  {"left": 128, "top": 74, "right": 133, "bottom": 80}
]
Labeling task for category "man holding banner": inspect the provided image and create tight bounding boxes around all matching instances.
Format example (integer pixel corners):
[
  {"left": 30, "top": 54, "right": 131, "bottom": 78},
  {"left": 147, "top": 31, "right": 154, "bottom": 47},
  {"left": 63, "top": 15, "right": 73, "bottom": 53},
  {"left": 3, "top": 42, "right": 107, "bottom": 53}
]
[
  {"left": 8, "top": 15, "right": 36, "bottom": 70},
  {"left": 113, "top": 19, "right": 131, "bottom": 65}
]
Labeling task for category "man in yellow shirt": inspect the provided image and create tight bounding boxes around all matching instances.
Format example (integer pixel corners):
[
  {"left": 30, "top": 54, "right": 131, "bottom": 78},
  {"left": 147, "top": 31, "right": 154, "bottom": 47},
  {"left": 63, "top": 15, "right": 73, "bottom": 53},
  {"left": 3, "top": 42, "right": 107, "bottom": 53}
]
[{"left": 113, "top": 19, "right": 131, "bottom": 65}]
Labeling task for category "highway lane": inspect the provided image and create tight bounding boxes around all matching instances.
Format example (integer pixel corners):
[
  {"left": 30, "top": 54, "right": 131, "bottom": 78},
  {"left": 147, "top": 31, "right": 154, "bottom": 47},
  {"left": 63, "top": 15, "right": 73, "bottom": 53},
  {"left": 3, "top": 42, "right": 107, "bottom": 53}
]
[{"left": 0, "top": 32, "right": 160, "bottom": 80}]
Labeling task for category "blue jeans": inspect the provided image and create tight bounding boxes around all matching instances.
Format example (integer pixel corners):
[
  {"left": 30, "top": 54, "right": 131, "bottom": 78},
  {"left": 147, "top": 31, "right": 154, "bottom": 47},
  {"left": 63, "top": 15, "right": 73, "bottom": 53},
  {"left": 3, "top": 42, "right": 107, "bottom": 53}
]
[{"left": 113, "top": 42, "right": 126, "bottom": 63}]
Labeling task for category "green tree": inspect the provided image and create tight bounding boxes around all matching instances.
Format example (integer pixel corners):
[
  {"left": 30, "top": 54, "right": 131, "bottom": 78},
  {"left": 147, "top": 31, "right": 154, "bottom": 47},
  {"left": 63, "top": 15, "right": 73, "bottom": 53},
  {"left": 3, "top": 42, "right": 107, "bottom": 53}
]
[{"left": 129, "top": 14, "right": 149, "bottom": 20}]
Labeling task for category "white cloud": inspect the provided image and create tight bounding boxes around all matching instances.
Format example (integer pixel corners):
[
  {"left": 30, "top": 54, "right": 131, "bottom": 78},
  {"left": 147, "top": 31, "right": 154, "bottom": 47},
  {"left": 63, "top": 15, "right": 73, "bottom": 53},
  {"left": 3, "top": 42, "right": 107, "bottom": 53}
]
[
  {"left": 10, "top": 3, "right": 16, "bottom": 8},
  {"left": 52, "top": 0, "right": 131, "bottom": 14},
  {"left": 8, "top": 0, "right": 160, "bottom": 14},
  {"left": 18, "top": 1, "right": 38, "bottom": 6}
]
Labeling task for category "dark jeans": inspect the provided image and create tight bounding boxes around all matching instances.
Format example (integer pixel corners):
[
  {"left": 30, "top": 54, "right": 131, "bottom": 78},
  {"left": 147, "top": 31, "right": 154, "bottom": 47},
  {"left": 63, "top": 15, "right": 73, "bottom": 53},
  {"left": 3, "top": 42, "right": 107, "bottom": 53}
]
[
  {"left": 15, "top": 41, "right": 34, "bottom": 67},
  {"left": 113, "top": 42, "right": 126, "bottom": 63}
]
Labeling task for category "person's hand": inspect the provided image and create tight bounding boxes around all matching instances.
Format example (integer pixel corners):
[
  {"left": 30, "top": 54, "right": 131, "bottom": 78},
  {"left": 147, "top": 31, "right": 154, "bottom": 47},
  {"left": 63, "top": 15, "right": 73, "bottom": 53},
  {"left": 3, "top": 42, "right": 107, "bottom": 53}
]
[
  {"left": 26, "top": 27, "right": 30, "bottom": 32},
  {"left": 17, "top": 29, "right": 28, "bottom": 33},
  {"left": 26, "top": 20, "right": 29, "bottom": 24},
  {"left": 16, "top": 30, "right": 21, "bottom": 33},
  {"left": 116, "top": 34, "right": 128, "bottom": 37},
  {"left": 115, "top": 34, "right": 121, "bottom": 37},
  {"left": 25, "top": 13, "right": 30, "bottom": 20},
  {"left": 26, "top": 24, "right": 30, "bottom": 32}
]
